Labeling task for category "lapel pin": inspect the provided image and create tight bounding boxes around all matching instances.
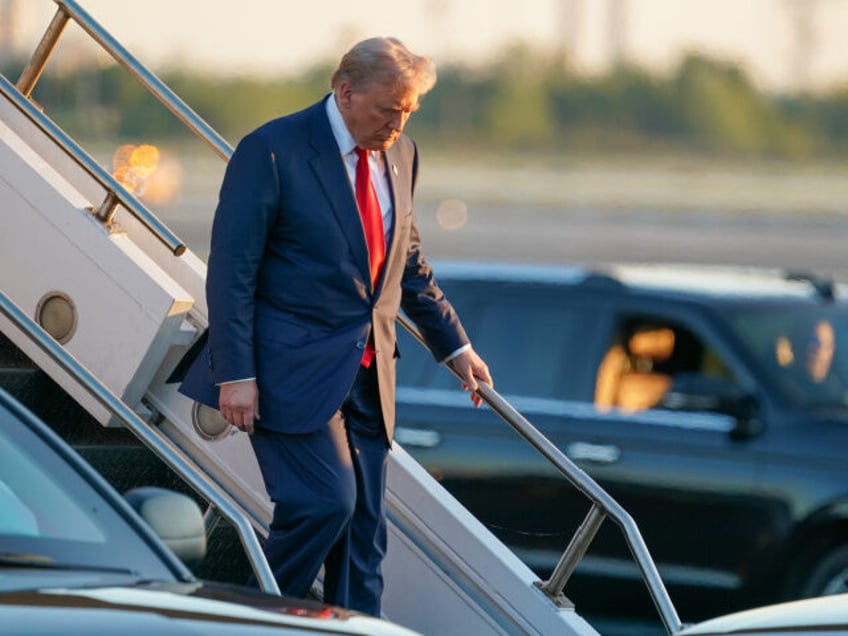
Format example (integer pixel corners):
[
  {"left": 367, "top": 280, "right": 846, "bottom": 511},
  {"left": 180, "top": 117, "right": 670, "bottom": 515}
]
[{"left": 392, "top": 164, "right": 398, "bottom": 177}]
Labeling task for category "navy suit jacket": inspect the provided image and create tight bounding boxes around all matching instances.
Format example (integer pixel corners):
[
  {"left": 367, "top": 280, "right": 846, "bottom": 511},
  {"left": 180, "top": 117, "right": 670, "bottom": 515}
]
[{"left": 177, "top": 96, "right": 468, "bottom": 439}]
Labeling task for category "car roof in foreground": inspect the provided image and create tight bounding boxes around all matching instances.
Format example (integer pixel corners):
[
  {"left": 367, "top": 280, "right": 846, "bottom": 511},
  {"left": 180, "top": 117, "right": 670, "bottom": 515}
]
[
  {"left": 678, "top": 593, "right": 848, "bottom": 635},
  {"left": 432, "top": 260, "right": 837, "bottom": 302},
  {"left": 0, "top": 584, "right": 421, "bottom": 635},
  {"left": 0, "top": 389, "right": 422, "bottom": 636}
]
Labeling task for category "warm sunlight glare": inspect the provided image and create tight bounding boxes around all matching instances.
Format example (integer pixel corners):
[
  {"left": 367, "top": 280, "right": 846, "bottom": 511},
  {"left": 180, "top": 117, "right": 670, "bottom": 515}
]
[
  {"left": 436, "top": 198, "right": 468, "bottom": 231},
  {"left": 111, "top": 143, "right": 183, "bottom": 205}
]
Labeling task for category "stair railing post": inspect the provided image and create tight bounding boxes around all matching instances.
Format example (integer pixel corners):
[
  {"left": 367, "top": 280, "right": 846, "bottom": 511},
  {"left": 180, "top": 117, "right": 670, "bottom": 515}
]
[
  {"left": 17, "top": 6, "right": 70, "bottom": 97},
  {"left": 539, "top": 503, "right": 606, "bottom": 602}
]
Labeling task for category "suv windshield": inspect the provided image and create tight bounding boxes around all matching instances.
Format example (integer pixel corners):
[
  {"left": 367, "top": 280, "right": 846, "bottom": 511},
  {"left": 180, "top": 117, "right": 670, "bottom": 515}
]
[
  {"left": 0, "top": 405, "right": 178, "bottom": 586},
  {"left": 725, "top": 302, "right": 848, "bottom": 409}
]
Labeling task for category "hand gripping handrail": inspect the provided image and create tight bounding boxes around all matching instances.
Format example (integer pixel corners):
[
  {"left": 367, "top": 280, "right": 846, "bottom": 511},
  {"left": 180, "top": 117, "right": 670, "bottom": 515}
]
[
  {"left": 0, "top": 290, "right": 280, "bottom": 595},
  {"left": 397, "top": 315, "right": 683, "bottom": 636}
]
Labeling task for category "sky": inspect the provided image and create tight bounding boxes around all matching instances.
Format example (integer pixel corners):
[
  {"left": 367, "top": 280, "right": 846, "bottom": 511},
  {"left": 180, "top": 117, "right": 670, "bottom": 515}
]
[{"left": 6, "top": 0, "right": 848, "bottom": 93}]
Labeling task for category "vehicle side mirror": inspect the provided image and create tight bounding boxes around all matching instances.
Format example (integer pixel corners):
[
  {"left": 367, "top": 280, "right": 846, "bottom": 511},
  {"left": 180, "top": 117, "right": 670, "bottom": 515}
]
[
  {"left": 124, "top": 487, "right": 207, "bottom": 565},
  {"left": 661, "top": 374, "right": 762, "bottom": 440},
  {"left": 725, "top": 393, "right": 763, "bottom": 440}
]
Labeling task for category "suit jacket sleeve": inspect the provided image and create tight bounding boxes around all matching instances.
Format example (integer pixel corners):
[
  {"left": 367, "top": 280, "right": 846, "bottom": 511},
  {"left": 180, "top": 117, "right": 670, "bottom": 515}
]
[
  {"left": 206, "top": 132, "right": 280, "bottom": 384},
  {"left": 397, "top": 144, "right": 470, "bottom": 361}
]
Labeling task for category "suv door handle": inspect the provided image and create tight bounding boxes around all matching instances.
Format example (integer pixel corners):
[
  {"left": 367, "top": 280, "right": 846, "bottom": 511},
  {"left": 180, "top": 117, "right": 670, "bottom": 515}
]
[
  {"left": 566, "top": 441, "right": 621, "bottom": 464},
  {"left": 395, "top": 427, "right": 442, "bottom": 448}
]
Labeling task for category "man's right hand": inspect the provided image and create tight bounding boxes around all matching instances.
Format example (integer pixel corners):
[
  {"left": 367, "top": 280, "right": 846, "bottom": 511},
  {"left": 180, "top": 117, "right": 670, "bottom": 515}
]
[{"left": 219, "top": 379, "right": 259, "bottom": 434}]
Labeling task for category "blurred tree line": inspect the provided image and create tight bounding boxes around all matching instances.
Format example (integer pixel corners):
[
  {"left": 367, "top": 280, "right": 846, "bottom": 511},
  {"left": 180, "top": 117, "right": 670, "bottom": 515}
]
[{"left": 5, "top": 45, "right": 848, "bottom": 159}]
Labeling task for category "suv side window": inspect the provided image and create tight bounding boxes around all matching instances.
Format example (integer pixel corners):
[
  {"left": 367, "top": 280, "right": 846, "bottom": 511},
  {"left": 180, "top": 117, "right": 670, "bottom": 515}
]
[
  {"left": 594, "top": 316, "right": 734, "bottom": 413},
  {"left": 470, "top": 293, "right": 588, "bottom": 400},
  {"left": 397, "top": 283, "right": 591, "bottom": 400},
  {"left": 729, "top": 306, "right": 848, "bottom": 407}
]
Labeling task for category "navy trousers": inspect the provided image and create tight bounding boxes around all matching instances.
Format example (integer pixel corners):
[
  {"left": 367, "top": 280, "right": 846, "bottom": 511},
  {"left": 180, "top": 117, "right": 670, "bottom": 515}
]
[{"left": 249, "top": 363, "right": 389, "bottom": 616}]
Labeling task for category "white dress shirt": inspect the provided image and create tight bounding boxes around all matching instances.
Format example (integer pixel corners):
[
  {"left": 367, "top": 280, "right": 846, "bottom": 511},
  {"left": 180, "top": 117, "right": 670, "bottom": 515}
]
[
  {"left": 325, "top": 94, "right": 393, "bottom": 240},
  {"left": 325, "top": 94, "right": 468, "bottom": 364}
]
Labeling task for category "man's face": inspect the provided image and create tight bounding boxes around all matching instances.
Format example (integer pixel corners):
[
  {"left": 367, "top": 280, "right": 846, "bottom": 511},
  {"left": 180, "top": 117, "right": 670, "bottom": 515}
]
[
  {"left": 337, "top": 79, "right": 420, "bottom": 151},
  {"left": 807, "top": 319, "right": 836, "bottom": 382}
]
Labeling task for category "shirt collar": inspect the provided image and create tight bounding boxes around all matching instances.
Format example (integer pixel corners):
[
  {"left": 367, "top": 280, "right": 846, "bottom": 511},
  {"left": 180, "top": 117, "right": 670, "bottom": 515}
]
[{"left": 326, "top": 92, "right": 357, "bottom": 156}]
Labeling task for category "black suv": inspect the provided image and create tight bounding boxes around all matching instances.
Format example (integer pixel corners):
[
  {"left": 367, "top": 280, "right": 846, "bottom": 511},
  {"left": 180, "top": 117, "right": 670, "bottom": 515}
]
[{"left": 395, "top": 260, "right": 848, "bottom": 623}]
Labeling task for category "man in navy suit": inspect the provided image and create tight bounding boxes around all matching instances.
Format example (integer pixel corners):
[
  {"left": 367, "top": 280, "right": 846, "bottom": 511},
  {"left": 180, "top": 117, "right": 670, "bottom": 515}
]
[{"left": 178, "top": 37, "right": 491, "bottom": 616}]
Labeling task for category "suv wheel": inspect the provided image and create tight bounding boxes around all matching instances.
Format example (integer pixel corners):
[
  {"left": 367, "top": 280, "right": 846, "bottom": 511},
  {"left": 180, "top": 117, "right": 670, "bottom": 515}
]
[{"left": 801, "top": 545, "right": 848, "bottom": 597}]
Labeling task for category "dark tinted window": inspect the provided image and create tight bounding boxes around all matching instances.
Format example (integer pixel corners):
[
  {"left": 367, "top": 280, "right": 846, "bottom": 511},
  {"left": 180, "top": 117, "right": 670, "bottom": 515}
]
[
  {"left": 0, "top": 403, "right": 177, "bottom": 582},
  {"left": 469, "top": 293, "right": 584, "bottom": 399},
  {"left": 398, "top": 281, "right": 588, "bottom": 400},
  {"left": 726, "top": 303, "right": 848, "bottom": 407},
  {"left": 594, "top": 315, "right": 734, "bottom": 413}
]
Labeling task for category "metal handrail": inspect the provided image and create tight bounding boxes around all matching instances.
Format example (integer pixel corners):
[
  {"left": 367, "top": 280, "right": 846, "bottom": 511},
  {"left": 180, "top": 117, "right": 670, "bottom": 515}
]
[
  {"left": 47, "top": 0, "right": 231, "bottom": 161},
  {"left": 397, "top": 315, "right": 683, "bottom": 635},
  {"left": 14, "top": 1, "right": 683, "bottom": 632},
  {"left": 0, "top": 74, "right": 185, "bottom": 256},
  {"left": 12, "top": 0, "right": 191, "bottom": 256},
  {"left": 0, "top": 291, "right": 280, "bottom": 596}
]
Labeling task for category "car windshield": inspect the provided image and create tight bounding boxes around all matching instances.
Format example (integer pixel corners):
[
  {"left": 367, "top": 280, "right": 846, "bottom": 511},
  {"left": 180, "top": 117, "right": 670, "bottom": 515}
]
[
  {"left": 0, "top": 405, "right": 178, "bottom": 586},
  {"left": 725, "top": 302, "right": 848, "bottom": 409}
]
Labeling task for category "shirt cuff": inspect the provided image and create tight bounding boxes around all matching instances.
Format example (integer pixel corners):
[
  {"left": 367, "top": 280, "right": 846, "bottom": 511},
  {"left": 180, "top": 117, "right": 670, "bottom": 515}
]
[
  {"left": 216, "top": 377, "right": 256, "bottom": 386},
  {"left": 439, "top": 344, "right": 471, "bottom": 365}
]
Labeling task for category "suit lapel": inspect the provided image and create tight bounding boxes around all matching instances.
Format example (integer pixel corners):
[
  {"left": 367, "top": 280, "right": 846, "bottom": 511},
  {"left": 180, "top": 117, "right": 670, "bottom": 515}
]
[
  {"left": 378, "top": 143, "right": 410, "bottom": 296},
  {"left": 307, "top": 100, "right": 372, "bottom": 288}
]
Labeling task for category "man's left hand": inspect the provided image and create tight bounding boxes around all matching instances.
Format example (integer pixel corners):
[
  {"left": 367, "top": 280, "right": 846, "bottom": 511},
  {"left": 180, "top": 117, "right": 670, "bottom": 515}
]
[{"left": 450, "top": 347, "right": 493, "bottom": 408}]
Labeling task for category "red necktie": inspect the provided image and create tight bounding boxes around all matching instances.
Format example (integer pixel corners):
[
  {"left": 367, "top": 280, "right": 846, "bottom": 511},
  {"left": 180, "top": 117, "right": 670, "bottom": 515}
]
[{"left": 355, "top": 147, "right": 385, "bottom": 367}]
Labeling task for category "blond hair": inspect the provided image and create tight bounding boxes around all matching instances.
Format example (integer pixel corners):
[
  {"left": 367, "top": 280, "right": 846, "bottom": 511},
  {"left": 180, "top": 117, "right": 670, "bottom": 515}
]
[{"left": 331, "top": 37, "right": 436, "bottom": 95}]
